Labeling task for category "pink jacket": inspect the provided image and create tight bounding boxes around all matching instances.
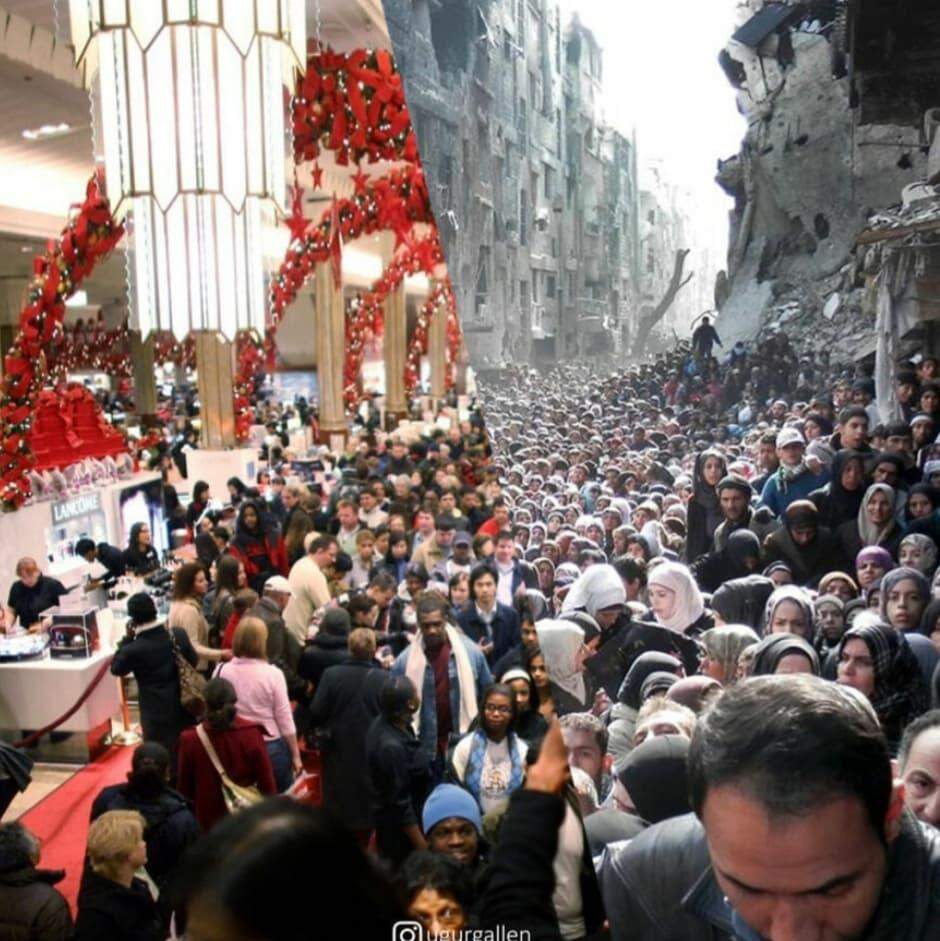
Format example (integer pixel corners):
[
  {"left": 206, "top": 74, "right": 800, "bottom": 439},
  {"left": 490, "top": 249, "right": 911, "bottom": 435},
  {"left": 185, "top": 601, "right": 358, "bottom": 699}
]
[{"left": 213, "top": 657, "right": 295, "bottom": 741}]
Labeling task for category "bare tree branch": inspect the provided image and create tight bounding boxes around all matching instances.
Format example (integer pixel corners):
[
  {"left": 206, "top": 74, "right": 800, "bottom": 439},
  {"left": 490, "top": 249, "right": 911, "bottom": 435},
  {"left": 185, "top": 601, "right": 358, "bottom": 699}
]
[{"left": 632, "top": 248, "right": 694, "bottom": 356}]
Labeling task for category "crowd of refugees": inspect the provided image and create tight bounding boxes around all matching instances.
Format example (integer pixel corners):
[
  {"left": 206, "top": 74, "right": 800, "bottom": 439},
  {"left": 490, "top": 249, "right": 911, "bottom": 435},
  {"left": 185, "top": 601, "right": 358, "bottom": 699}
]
[{"left": 3, "top": 333, "right": 940, "bottom": 941}]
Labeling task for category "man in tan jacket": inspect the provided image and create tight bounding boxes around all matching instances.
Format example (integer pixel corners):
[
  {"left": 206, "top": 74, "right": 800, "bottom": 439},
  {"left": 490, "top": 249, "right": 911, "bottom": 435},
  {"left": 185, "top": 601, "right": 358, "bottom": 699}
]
[
  {"left": 284, "top": 535, "right": 338, "bottom": 644},
  {"left": 409, "top": 516, "right": 456, "bottom": 575}
]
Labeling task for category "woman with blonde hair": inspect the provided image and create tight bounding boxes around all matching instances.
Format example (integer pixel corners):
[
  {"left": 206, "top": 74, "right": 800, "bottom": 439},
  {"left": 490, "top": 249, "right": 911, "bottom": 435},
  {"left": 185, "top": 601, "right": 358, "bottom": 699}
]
[
  {"left": 74, "top": 810, "right": 163, "bottom": 941},
  {"left": 213, "top": 616, "right": 301, "bottom": 791}
]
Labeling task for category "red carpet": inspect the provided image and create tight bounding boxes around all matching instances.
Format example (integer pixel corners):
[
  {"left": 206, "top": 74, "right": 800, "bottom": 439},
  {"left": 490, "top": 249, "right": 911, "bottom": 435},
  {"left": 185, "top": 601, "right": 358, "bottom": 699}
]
[{"left": 19, "top": 746, "right": 133, "bottom": 912}]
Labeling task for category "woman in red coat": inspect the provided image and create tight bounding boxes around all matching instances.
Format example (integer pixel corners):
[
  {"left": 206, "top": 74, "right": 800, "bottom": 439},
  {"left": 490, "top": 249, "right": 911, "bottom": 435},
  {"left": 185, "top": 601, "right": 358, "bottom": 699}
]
[
  {"left": 228, "top": 501, "right": 287, "bottom": 593},
  {"left": 177, "top": 677, "right": 277, "bottom": 831}
]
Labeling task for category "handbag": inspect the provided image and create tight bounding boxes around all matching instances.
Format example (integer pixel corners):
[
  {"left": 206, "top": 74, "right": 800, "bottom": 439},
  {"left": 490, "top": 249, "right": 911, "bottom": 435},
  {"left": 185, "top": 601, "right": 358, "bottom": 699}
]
[
  {"left": 168, "top": 628, "right": 207, "bottom": 717},
  {"left": 195, "top": 723, "right": 264, "bottom": 814}
]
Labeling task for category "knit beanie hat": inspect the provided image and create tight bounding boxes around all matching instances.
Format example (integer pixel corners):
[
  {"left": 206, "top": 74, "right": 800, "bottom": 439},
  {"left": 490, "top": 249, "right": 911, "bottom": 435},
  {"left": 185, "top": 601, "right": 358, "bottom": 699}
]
[{"left": 421, "top": 784, "right": 483, "bottom": 836}]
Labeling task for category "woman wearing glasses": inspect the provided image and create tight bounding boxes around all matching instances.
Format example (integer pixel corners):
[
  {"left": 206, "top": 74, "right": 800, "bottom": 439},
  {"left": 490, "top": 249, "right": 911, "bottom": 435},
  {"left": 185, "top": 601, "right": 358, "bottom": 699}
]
[{"left": 448, "top": 683, "right": 528, "bottom": 815}]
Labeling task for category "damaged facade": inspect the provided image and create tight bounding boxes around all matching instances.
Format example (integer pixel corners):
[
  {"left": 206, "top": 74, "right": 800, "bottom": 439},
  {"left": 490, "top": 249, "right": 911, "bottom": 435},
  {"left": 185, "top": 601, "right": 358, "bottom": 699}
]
[
  {"left": 382, "top": 0, "right": 688, "bottom": 367},
  {"left": 716, "top": 0, "right": 940, "bottom": 361}
]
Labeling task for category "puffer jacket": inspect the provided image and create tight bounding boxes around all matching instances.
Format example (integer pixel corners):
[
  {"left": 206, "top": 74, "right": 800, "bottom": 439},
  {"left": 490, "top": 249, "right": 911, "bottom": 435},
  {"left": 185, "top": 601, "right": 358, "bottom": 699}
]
[
  {"left": 0, "top": 866, "right": 71, "bottom": 941},
  {"left": 599, "top": 811, "right": 940, "bottom": 941}
]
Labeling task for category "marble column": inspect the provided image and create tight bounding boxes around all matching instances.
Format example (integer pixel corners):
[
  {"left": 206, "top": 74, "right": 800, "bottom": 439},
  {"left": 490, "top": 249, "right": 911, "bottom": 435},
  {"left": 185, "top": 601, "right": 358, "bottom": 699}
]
[
  {"left": 130, "top": 331, "right": 157, "bottom": 426},
  {"left": 428, "top": 283, "right": 447, "bottom": 406},
  {"left": 194, "top": 331, "right": 235, "bottom": 449},
  {"left": 314, "top": 262, "right": 347, "bottom": 449},
  {"left": 382, "top": 235, "right": 408, "bottom": 429}
]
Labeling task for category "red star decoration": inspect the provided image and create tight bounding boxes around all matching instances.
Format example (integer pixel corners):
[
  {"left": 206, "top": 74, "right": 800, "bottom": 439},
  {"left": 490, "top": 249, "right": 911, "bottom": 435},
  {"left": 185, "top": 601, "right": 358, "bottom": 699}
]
[
  {"left": 352, "top": 164, "right": 370, "bottom": 195},
  {"left": 311, "top": 161, "right": 324, "bottom": 190},
  {"left": 286, "top": 184, "right": 308, "bottom": 241}
]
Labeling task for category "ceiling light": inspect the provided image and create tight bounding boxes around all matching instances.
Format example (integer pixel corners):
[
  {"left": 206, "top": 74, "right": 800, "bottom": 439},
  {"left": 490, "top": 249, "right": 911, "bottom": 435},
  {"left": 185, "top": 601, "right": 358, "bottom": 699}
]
[{"left": 21, "top": 122, "right": 72, "bottom": 141}]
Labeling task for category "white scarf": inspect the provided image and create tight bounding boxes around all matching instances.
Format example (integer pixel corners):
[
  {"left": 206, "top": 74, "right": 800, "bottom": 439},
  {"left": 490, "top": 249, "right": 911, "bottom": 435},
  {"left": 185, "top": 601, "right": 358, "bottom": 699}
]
[
  {"left": 648, "top": 561, "right": 705, "bottom": 634},
  {"left": 404, "top": 624, "right": 478, "bottom": 736}
]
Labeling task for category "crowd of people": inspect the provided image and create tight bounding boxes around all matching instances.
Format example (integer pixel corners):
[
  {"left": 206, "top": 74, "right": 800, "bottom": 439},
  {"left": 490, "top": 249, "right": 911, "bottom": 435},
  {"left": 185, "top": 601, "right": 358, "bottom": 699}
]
[{"left": 3, "top": 335, "right": 940, "bottom": 940}]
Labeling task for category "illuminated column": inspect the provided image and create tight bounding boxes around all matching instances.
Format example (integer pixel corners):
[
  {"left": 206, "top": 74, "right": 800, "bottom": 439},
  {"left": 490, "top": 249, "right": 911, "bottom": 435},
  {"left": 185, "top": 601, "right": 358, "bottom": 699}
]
[
  {"left": 194, "top": 332, "right": 235, "bottom": 449},
  {"left": 315, "top": 263, "right": 346, "bottom": 448}
]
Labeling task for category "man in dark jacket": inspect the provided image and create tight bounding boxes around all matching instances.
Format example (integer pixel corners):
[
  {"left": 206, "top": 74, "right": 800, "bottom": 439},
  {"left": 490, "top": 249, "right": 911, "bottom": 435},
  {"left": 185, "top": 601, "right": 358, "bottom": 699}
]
[
  {"left": 456, "top": 563, "right": 522, "bottom": 665},
  {"left": 600, "top": 676, "right": 940, "bottom": 940},
  {"left": 309, "top": 629, "right": 389, "bottom": 840},
  {"left": 0, "top": 821, "right": 71, "bottom": 940},
  {"left": 298, "top": 607, "right": 352, "bottom": 688}
]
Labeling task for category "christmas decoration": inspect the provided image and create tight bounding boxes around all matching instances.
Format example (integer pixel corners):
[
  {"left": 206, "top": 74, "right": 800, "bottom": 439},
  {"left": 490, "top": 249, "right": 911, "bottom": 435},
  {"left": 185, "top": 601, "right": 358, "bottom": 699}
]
[
  {"left": 269, "top": 163, "right": 433, "bottom": 333},
  {"left": 293, "top": 48, "right": 419, "bottom": 167},
  {"left": 404, "top": 279, "right": 461, "bottom": 394},
  {"left": 49, "top": 314, "right": 132, "bottom": 379},
  {"left": 28, "top": 383, "right": 126, "bottom": 471},
  {"left": 233, "top": 331, "right": 266, "bottom": 443},
  {"left": 0, "top": 175, "right": 124, "bottom": 508}
]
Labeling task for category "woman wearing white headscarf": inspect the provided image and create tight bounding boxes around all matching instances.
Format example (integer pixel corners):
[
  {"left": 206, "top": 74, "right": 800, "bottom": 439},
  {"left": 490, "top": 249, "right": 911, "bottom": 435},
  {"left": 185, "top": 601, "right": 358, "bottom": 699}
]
[
  {"left": 899, "top": 533, "right": 939, "bottom": 577},
  {"left": 647, "top": 561, "right": 712, "bottom": 637},
  {"left": 534, "top": 619, "right": 591, "bottom": 716},
  {"left": 838, "top": 483, "right": 903, "bottom": 562},
  {"left": 763, "top": 585, "right": 815, "bottom": 641},
  {"left": 561, "top": 563, "right": 626, "bottom": 629}
]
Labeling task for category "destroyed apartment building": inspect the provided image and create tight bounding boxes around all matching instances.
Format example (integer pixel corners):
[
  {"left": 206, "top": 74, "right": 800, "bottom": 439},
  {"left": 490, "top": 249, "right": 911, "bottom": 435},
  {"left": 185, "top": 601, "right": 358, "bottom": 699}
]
[
  {"left": 715, "top": 0, "right": 940, "bottom": 365},
  {"left": 382, "top": 0, "right": 693, "bottom": 367}
]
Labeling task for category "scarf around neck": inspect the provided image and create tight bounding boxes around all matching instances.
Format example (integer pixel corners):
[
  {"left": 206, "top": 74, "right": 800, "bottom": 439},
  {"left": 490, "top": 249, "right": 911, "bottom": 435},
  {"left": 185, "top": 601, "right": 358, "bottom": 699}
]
[{"left": 405, "top": 625, "right": 478, "bottom": 736}]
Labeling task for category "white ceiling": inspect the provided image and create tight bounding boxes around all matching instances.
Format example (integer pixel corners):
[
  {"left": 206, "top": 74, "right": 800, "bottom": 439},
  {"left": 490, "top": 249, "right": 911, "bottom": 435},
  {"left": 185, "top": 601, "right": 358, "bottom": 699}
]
[{"left": 0, "top": 0, "right": 393, "bottom": 318}]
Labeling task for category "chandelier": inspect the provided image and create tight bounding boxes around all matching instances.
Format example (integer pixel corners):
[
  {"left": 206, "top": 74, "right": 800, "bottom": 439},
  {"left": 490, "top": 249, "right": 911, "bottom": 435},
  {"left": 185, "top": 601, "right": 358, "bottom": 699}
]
[{"left": 68, "top": 1, "right": 306, "bottom": 340}]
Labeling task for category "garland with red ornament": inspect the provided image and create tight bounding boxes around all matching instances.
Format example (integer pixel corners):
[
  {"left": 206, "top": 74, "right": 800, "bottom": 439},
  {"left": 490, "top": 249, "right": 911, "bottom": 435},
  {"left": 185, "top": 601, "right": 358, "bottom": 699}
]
[
  {"left": 292, "top": 47, "right": 419, "bottom": 168},
  {"left": 0, "top": 176, "right": 124, "bottom": 508},
  {"left": 233, "top": 331, "right": 266, "bottom": 443},
  {"left": 49, "top": 315, "right": 132, "bottom": 379},
  {"left": 343, "top": 231, "right": 445, "bottom": 410},
  {"left": 404, "top": 279, "right": 461, "bottom": 395},
  {"left": 269, "top": 164, "right": 433, "bottom": 332}
]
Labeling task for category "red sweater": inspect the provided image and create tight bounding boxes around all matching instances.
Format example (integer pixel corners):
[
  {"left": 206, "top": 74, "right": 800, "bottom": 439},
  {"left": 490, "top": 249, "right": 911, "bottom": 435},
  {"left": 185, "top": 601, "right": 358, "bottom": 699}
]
[{"left": 176, "top": 716, "right": 277, "bottom": 831}]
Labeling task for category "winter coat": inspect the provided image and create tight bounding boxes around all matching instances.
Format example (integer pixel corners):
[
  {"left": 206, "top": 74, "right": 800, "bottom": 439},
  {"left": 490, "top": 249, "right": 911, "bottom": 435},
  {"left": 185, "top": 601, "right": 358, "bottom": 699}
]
[
  {"left": 762, "top": 524, "right": 848, "bottom": 588},
  {"left": 110, "top": 626, "right": 198, "bottom": 756},
  {"left": 72, "top": 870, "right": 164, "bottom": 941},
  {"left": 480, "top": 789, "right": 606, "bottom": 941},
  {"left": 298, "top": 633, "right": 350, "bottom": 688},
  {"left": 456, "top": 602, "right": 521, "bottom": 665},
  {"left": 89, "top": 784, "right": 198, "bottom": 890},
  {"left": 599, "top": 811, "right": 940, "bottom": 941},
  {"left": 0, "top": 866, "right": 71, "bottom": 941},
  {"left": 308, "top": 660, "right": 389, "bottom": 830},
  {"left": 759, "top": 467, "right": 831, "bottom": 519},
  {"left": 176, "top": 717, "right": 277, "bottom": 831}
]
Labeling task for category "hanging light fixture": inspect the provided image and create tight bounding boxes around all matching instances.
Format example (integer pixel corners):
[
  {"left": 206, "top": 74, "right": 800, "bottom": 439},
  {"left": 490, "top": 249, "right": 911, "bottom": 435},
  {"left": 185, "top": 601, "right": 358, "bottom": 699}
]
[{"left": 68, "top": 1, "right": 306, "bottom": 340}]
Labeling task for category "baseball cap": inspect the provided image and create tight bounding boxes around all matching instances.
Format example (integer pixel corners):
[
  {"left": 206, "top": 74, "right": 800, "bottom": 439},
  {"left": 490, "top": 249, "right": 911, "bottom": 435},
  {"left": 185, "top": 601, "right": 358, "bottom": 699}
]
[
  {"left": 264, "top": 576, "right": 291, "bottom": 594},
  {"left": 453, "top": 531, "right": 472, "bottom": 547},
  {"left": 775, "top": 427, "right": 805, "bottom": 449}
]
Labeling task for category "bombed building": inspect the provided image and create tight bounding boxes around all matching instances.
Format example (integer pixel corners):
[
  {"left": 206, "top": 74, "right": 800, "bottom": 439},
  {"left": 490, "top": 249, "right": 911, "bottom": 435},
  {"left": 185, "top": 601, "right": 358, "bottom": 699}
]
[
  {"left": 715, "top": 0, "right": 940, "bottom": 361},
  {"left": 382, "top": 0, "right": 689, "bottom": 367}
]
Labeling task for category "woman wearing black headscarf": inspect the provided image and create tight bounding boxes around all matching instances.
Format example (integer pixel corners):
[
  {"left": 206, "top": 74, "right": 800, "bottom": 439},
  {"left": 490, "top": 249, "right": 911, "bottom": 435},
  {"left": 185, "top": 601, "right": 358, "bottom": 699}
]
[
  {"left": 615, "top": 735, "right": 691, "bottom": 825},
  {"left": 761, "top": 500, "right": 846, "bottom": 588},
  {"left": 836, "top": 617, "right": 930, "bottom": 751},
  {"left": 749, "top": 633, "right": 820, "bottom": 677},
  {"left": 689, "top": 530, "right": 762, "bottom": 594},
  {"left": 607, "top": 652, "right": 684, "bottom": 767},
  {"left": 685, "top": 450, "right": 726, "bottom": 564},
  {"left": 809, "top": 450, "right": 866, "bottom": 529},
  {"left": 709, "top": 575, "right": 775, "bottom": 632}
]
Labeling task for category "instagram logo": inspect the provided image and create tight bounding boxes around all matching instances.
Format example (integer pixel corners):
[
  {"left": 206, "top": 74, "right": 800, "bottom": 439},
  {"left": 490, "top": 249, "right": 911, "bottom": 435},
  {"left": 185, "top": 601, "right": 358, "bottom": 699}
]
[{"left": 392, "top": 921, "right": 424, "bottom": 941}]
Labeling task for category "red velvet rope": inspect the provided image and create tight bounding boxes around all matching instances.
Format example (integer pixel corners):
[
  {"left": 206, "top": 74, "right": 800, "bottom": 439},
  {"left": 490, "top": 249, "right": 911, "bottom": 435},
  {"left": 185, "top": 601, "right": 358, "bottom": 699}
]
[{"left": 12, "top": 653, "right": 115, "bottom": 749}]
